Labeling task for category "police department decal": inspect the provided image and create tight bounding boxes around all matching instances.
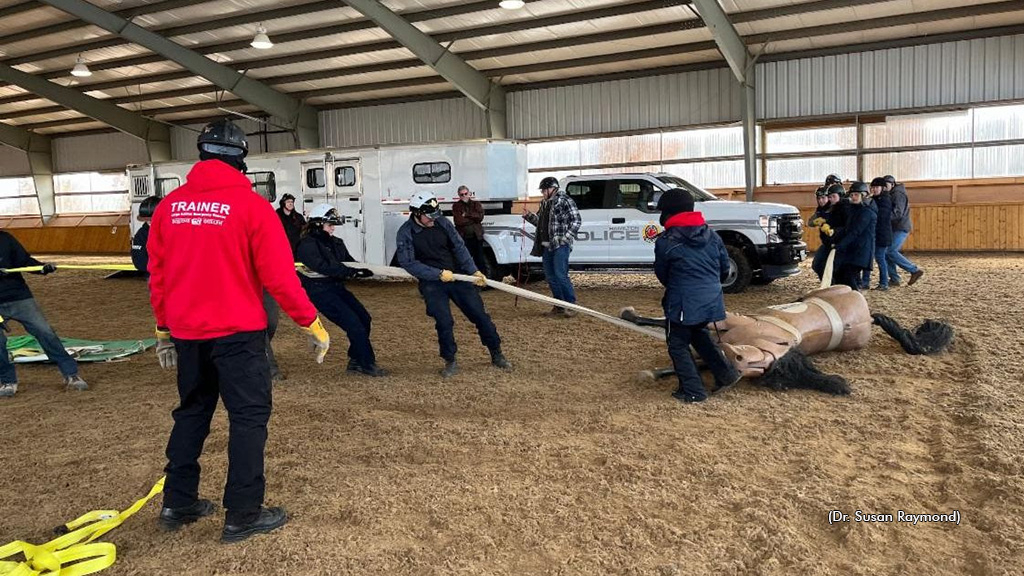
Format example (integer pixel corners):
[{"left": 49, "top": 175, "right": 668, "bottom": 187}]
[
  {"left": 642, "top": 223, "right": 661, "bottom": 243},
  {"left": 828, "top": 509, "right": 961, "bottom": 525}
]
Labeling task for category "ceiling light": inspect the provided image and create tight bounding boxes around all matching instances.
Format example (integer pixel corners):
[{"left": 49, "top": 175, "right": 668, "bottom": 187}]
[
  {"left": 251, "top": 25, "right": 273, "bottom": 50},
  {"left": 499, "top": 0, "right": 525, "bottom": 9},
  {"left": 71, "top": 55, "right": 92, "bottom": 77}
]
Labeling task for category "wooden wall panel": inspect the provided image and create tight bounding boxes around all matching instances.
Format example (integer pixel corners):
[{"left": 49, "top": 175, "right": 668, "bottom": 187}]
[{"left": 6, "top": 225, "right": 131, "bottom": 254}]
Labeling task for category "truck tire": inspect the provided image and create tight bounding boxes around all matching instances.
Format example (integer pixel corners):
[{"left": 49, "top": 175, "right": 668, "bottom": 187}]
[
  {"left": 723, "top": 245, "right": 753, "bottom": 294},
  {"left": 482, "top": 247, "right": 511, "bottom": 281}
]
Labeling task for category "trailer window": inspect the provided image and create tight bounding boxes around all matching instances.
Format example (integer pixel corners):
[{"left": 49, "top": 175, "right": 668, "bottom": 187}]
[
  {"left": 247, "top": 171, "right": 277, "bottom": 202},
  {"left": 306, "top": 167, "right": 326, "bottom": 189},
  {"left": 335, "top": 166, "right": 356, "bottom": 187},
  {"left": 156, "top": 177, "right": 180, "bottom": 197},
  {"left": 413, "top": 162, "right": 451, "bottom": 184}
]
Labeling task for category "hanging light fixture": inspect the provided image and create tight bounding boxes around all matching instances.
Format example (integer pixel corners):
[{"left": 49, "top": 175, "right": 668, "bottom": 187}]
[
  {"left": 251, "top": 24, "right": 273, "bottom": 49},
  {"left": 499, "top": 0, "right": 525, "bottom": 9},
  {"left": 70, "top": 54, "right": 92, "bottom": 77}
]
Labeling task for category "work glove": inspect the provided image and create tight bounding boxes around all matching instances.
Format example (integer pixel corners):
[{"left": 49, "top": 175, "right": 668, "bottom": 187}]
[
  {"left": 0, "top": 314, "right": 7, "bottom": 333},
  {"left": 439, "top": 269, "right": 455, "bottom": 282},
  {"left": 155, "top": 326, "right": 177, "bottom": 369},
  {"left": 41, "top": 263, "right": 57, "bottom": 275},
  {"left": 820, "top": 223, "right": 834, "bottom": 237},
  {"left": 472, "top": 271, "right": 488, "bottom": 287},
  {"left": 809, "top": 217, "right": 826, "bottom": 227},
  {"left": 301, "top": 316, "right": 330, "bottom": 364},
  {"left": 351, "top": 268, "right": 373, "bottom": 279}
]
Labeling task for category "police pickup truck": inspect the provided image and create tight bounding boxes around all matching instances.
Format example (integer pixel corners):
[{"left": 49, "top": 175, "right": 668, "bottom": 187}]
[{"left": 479, "top": 173, "right": 806, "bottom": 293}]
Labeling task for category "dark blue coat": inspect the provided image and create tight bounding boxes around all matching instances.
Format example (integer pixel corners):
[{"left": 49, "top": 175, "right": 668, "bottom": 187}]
[
  {"left": 834, "top": 203, "right": 877, "bottom": 270},
  {"left": 131, "top": 222, "right": 150, "bottom": 273},
  {"left": 872, "top": 191, "right": 894, "bottom": 247},
  {"left": 654, "top": 221, "right": 730, "bottom": 326}
]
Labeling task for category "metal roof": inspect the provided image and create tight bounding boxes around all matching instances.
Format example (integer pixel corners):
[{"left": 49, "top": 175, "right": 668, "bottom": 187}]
[{"left": 1, "top": 0, "right": 1023, "bottom": 135}]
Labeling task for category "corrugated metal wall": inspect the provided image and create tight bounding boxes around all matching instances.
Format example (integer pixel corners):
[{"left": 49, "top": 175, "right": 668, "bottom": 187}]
[
  {"left": 0, "top": 146, "right": 30, "bottom": 177},
  {"left": 319, "top": 98, "right": 488, "bottom": 148},
  {"left": 507, "top": 67, "right": 742, "bottom": 140},
  {"left": 758, "top": 34, "right": 1024, "bottom": 120},
  {"left": 51, "top": 131, "right": 150, "bottom": 172}
]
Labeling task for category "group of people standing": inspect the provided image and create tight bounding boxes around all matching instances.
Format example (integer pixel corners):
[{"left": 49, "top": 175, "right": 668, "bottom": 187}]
[{"left": 807, "top": 174, "right": 924, "bottom": 291}]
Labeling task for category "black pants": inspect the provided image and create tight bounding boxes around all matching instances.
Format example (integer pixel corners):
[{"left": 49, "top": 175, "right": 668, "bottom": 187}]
[
  {"left": 419, "top": 281, "right": 500, "bottom": 362},
  {"left": 462, "top": 235, "right": 487, "bottom": 275},
  {"left": 303, "top": 281, "right": 376, "bottom": 369},
  {"left": 835, "top": 264, "right": 864, "bottom": 290},
  {"left": 811, "top": 246, "right": 831, "bottom": 280},
  {"left": 164, "top": 330, "right": 271, "bottom": 524},
  {"left": 666, "top": 321, "right": 736, "bottom": 400},
  {"left": 262, "top": 291, "right": 279, "bottom": 374}
]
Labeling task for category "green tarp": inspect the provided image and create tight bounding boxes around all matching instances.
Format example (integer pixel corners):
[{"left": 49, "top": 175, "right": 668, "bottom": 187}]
[{"left": 6, "top": 336, "right": 155, "bottom": 363}]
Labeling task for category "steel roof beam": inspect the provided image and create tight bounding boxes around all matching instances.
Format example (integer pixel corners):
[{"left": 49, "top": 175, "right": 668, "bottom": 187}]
[{"left": 0, "top": 0, "right": 205, "bottom": 46}]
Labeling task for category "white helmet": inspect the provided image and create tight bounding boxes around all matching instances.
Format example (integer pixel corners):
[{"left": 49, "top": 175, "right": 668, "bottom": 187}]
[
  {"left": 308, "top": 203, "right": 342, "bottom": 225},
  {"left": 409, "top": 191, "right": 441, "bottom": 220}
]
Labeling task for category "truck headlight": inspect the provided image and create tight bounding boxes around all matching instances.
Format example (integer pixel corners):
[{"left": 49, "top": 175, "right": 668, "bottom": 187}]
[{"left": 759, "top": 214, "right": 781, "bottom": 243}]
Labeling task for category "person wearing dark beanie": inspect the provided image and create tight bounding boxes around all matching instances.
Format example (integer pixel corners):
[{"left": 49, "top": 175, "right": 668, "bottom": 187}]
[{"left": 653, "top": 189, "right": 740, "bottom": 403}]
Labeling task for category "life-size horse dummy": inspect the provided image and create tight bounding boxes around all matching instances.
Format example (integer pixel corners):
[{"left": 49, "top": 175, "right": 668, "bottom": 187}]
[{"left": 620, "top": 284, "right": 954, "bottom": 395}]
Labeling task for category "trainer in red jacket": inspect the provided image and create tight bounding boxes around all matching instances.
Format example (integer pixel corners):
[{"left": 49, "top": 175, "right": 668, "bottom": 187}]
[{"left": 149, "top": 119, "right": 330, "bottom": 544}]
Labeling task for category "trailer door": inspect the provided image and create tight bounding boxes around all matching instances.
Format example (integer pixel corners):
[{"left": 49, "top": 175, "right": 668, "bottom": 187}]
[{"left": 331, "top": 160, "right": 364, "bottom": 261}]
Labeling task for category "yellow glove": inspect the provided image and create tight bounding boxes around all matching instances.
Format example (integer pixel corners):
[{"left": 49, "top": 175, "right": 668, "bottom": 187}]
[
  {"left": 472, "top": 271, "right": 488, "bottom": 287},
  {"left": 440, "top": 269, "right": 455, "bottom": 282},
  {"left": 301, "top": 316, "right": 330, "bottom": 364},
  {"left": 155, "top": 326, "right": 177, "bottom": 369},
  {"left": 820, "top": 223, "right": 834, "bottom": 237},
  {"left": 809, "top": 216, "right": 826, "bottom": 227}
]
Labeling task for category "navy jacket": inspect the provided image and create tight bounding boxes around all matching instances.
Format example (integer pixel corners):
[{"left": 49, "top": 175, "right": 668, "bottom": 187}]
[
  {"left": 834, "top": 203, "right": 877, "bottom": 270},
  {"left": 296, "top": 228, "right": 358, "bottom": 283},
  {"left": 396, "top": 215, "right": 478, "bottom": 281},
  {"left": 0, "top": 231, "right": 44, "bottom": 303},
  {"left": 890, "top": 184, "right": 912, "bottom": 233},
  {"left": 872, "top": 191, "right": 894, "bottom": 247},
  {"left": 654, "top": 212, "right": 730, "bottom": 326},
  {"left": 131, "top": 223, "right": 150, "bottom": 273}
]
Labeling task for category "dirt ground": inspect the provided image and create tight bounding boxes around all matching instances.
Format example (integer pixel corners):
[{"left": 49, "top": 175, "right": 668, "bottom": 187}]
[{"left": 1, "top": 253, "right": 1023, "bottom": 575}]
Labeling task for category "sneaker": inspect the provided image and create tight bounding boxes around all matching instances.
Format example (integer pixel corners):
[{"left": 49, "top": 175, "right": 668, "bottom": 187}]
[
  {"left": 544, "top": 306, "right": 564, "bottom": 317},
  {"left": 0, "top": 383, "right": 17, "bottom": 398},
  {"left": 441, "top": 360, "right": 459, "bottom": 378},
  {"left": 873, "top": 284, "right": 889, "bottom": 291},
  {"left": 221, "top": 506, "right": 288, "bottom": 543},
  {"left": 890, "top": 278, "right": 901, "bottom": 287},
  {"left": 908, "top": 270, "right": 924, "bottom": 286},
  {"left": 64, "top": 375, "right": 88, "bottom": 391},
  {"left": 347, "top": 363, "right": 389, "bottom": 377},
  {"left": 561, "top": 308, "right": 578, "bottom": 318},
  {"left": 490, "top": 350, "right": 512, "bottom": 370},
  {"left": 158, "top": 499, "right": 216, "bottom": 532},
  {"left": 671, "top": 390, "right": 707, "bottom": 403}
]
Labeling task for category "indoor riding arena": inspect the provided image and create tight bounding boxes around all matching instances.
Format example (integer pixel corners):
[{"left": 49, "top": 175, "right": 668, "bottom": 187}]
[{"left": 2, "top": 1, "right": 1024, "bottom": 575}]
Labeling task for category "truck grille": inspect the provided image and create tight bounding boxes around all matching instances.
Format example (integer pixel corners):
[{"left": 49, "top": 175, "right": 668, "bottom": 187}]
[{"left": 777, "top": 214, "right": 803, "bottom": 241}]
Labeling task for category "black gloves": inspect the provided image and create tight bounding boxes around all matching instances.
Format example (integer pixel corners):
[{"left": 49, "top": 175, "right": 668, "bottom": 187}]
[
  {"left": 351, "top": 268, "right": 373, "bottom": 279},
  {"left": 41, "top": 263, "right": 57, "bottom": 275}
]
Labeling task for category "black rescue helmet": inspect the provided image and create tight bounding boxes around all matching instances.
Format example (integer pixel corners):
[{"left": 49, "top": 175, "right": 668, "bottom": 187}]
[
  {"left": 824, "top": 174, "right": 842, "bottom": 187},
  {"left": 870, "top": 177, "right": 887, "bottom": 188},
  {"left": 883, "top": 175, "right": 896, "bottom": 187},
  {"left": 848, "top": 181, "right": 869, "bottom": 195},
  {"left": 826, "top": 184, "right": 846, "bottom": 197},
  {"left": 138, "top": 195, "right": 161, "bottom": 218},
  {"left": 815, "top": 186, "right": 828, "bottom": 198},
  {"left": 197, "top": 119, "right": 248, "bottom": 158},
  {"left": 538, "top": 176, "right": 559, "bottom": 190}
]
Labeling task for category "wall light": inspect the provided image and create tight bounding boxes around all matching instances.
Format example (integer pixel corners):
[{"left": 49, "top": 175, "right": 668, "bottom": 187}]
[
  {"left": 251, "top": 24, "right": 273, "bottom": 49},
  {"left": 71, "top": 55, "right": 92, "bottom": 77}
]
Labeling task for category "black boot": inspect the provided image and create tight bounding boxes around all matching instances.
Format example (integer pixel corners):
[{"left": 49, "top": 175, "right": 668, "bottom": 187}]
[
  {"left": 441, "top": 359, "right": 459, "bottom": 378},
  {"left": 348, "top": 363, "right": 390, "bottom": 377},
  {"left": 221, "top": 506, "right": 288, "bottom": 543},
  {"left": 158, "top": 499, "right": 216, "bottom": 531},
  {"left": 490, "top": 349, "right": 512, "bottom": 369}
]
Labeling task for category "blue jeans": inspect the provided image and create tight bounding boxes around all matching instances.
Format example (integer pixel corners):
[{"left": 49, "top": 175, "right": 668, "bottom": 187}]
[
  {"left": 874, "top": 245, "right": 890, "bottom": 287},
  {"left": 419, "top": 281, "right": 501, "bottom": 362},
  {"left": 542, "top": 244, "right": 576, "bottom": 304},
  {"left": 886, "top": 230, "right": 919, "bottom": 283},
  {"left": 0, "top": 297, "right": 79, "bottom": 383}
]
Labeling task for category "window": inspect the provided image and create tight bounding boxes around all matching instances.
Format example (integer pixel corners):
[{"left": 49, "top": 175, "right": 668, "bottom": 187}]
[
  {"left": 305, "top": 167, "right": 326, "bottom": 189},
  {"left": 564, "top": 181, "right": 606, "bottom": 210},
  {"left": 766, "top": 126, "right": 856, "bottom": 154},
  {"left": 335, "top": 166, "right": 356, "bottom": 187},
  {"left": 53, "top": 172, "right": 130, "bottom": 213},
  {"left": 156, "top": 177, "right": 180, "bottom": 196},
  {"left": 413, "top": 162, "right": 451, "bottom": 184},
  {"left": 765, "top": 156, "right": 857, "bottom": 185},
  {"left": 247, "top": 171, "right": 276, "bottom": 202},
  {"left": 0, "top": 177, "right": 40, "bottom": 216}
]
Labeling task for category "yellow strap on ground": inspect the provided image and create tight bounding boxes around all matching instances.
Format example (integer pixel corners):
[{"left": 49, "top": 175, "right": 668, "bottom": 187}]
[{"left": 0, "top": 477, "right": 164, "bottom": 576}]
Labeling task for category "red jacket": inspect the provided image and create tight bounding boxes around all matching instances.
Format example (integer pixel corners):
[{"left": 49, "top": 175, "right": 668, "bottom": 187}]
[{"left": 148, "top": 160, "right": 317, "bottom": 340}]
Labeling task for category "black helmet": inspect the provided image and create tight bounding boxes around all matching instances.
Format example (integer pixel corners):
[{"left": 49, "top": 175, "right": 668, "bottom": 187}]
[
  {"left": 870, "top": 177, "right": 887, "bottom": 188},
  {"left": 538, "top": 176, "right": 559, "bottom": 191},
  {"left": 197, "top": 119, "right": 248, "bottom": 158},
  {"left": 824, "top": 174, "right": 842, "bottom": 187},
  {"left": 826, "top": 184, "right": 846, "bottom": 197},
  {"left": 883, "top": 175, "right": 896, "bottom": 187},
  {"left": 815, "top": 186, "right": 828, "bottom": 198},
  {"left": 138, "top": 195, "right": 161, "bottom": 218},
  {"left": 848, "top": 181, "right": 869, "bottom": 195}
]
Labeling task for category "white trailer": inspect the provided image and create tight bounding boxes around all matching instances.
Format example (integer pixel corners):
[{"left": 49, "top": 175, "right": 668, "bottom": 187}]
[{"left": 127, "top": 139, "right": 528, "bottom": 266}]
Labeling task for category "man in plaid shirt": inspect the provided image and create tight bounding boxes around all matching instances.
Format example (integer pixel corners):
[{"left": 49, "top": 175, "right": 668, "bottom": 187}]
[{"left": 522, "top": 176, "right": 582, "bottom": 317}]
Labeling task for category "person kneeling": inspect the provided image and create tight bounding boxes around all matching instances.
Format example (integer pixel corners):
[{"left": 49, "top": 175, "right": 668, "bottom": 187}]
[
  {"left": 654, "top": 189, "right": 740, "bottom": 403},
  {"left": 397, "top": 191, "right": 511, "bottom": 378},
  {"left": 297, "top": 204, "right": 387, "bottom": 377}
]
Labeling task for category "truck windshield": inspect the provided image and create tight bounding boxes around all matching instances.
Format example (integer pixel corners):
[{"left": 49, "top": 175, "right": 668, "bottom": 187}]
[{"left": 655, "top": 176, "right": 719, "bottom": 202}]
